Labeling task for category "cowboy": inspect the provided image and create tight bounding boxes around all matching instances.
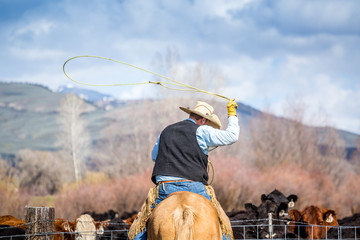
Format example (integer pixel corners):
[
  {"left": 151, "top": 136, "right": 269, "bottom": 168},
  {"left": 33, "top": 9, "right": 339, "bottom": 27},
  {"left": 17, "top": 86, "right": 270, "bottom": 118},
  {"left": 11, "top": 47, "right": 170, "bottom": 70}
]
[{"left": 129, "top": 99, "right": 239, "bottom": 240}]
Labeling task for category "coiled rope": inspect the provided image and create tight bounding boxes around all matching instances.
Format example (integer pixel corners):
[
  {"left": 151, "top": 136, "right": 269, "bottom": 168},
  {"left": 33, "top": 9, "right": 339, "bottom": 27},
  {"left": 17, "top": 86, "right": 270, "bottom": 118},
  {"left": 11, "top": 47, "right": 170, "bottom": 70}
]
[{"left": 63, "top": 55, "right": 227, "bottom": 184}]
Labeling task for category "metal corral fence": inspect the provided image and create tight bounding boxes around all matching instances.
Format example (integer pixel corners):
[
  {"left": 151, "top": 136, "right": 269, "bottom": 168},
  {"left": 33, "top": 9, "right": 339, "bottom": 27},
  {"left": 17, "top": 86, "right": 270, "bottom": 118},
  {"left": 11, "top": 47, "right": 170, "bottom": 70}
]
[
  {"left": 231, "top": 220, "right": 359, "bottom": 240},
  {"left": 0, "top": 208, "right": 359, "bottom": 240},
  {"left": 1, "top": 220, "right": 360, "bottom": 240}
]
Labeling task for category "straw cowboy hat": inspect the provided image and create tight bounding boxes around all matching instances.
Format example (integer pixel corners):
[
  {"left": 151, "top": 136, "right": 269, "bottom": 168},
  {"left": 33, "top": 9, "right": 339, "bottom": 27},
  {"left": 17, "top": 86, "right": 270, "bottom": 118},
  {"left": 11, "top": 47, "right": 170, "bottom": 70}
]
[{"left": 179, "top": 101, "right": 222, "bottom": 129}]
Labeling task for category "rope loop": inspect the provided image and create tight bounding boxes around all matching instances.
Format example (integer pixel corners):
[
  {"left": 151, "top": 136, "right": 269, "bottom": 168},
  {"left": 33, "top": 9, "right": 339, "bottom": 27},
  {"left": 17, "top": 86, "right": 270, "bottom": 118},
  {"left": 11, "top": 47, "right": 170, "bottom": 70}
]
[{"left": 63, "top": 55, "right": 230, "bottom": 101}]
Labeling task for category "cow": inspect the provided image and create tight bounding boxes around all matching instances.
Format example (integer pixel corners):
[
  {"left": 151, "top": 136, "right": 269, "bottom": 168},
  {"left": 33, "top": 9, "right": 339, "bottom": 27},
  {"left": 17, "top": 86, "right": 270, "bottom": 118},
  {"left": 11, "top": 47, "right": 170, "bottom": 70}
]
[
  {"left": 228, "top": 189, "right": 298, "bottom": 239},
  {"left": 117, "top": 211, "right": 138, "bottom": 226},
  {"left": 255, "top": 199, "right": 295, "bottom": 239},
  {"left": 0, "top": 215, "right": 76, "bottom": 240},
  {"left": 118, "top": 211, "right": 137, "bottom": 221},
  {"left": 327, "top": 213, "right": 360, "bottom": 239},
  {"left": 54, "top": 218, "right": 77, "bottom": 240},
  {"left": 289, "top": 205, "right": 338, "bottom": 239},
  {"left": 82, "top": 210, "right": 119, "bottom": 222},
  {"left": 53, "top": 214, "right": 109, "bottom": 240},
  {"left": 63, "top": 214, "right": 109, "bottom": 240},
  {"left": 228, "top": 203, "right": 258, "bottom": 239},
  {"left": 74, "top": 214, "right": 99, "bottom": 240},
  {"left": 255, "top": 189, "right": 298, "bottom": 239},
  {"left": 0, "top": 225, "right": 25, "bottom": 240},
  {"left": 0, "top": 214, "right": 108, "bottom": 240},
  {"left": 0, "top": 215, "right": 25, "bottom": 230},
  {"left": 97, "top": 211, "right": 140, "bottom": 239},
  {"left": 288, "top": 207, "right": 303, "bottom": 236},
  {"left": 99, "top": 217, "right": 130, "bottom": 240},
  {"left": 261, "top": 189, "right": 298, "bottom": 209}
]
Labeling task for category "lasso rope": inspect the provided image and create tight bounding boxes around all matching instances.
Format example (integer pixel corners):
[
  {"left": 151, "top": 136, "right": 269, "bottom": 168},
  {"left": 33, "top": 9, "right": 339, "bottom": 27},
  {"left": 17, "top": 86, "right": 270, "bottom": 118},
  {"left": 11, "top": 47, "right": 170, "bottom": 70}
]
[
  {"left": 63, "top": 55, "right": 230, "bottom": 101},
  {"left": 63, "top": 55, "right": 228, "bottom": 184}
]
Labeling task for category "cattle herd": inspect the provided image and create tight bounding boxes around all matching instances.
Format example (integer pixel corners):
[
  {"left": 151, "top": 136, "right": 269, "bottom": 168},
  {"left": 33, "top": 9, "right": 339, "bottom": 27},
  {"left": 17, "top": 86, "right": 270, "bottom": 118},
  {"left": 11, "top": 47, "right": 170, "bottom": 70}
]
[
  {"left": 227, "top": 189, "right": 360, "bottom": 239},
  {"left": 0, "top": 189, "right": 359, "bottom": 239}
]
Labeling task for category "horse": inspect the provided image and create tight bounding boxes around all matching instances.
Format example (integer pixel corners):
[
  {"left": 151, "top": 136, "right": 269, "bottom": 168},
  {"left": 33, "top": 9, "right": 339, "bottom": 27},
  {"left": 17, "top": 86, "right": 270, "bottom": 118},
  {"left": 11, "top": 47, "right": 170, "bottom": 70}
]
[{"left": 147, "top": 191, "right": 222, "bottom": 240}]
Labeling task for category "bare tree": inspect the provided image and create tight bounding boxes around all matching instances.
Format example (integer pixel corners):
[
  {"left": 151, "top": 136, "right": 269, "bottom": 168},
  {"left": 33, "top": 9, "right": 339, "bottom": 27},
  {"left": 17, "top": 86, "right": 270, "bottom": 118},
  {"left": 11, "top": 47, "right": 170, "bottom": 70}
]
[
  {"left": 0, "top": 157, "right": 17, "bottom": 189},
  {"left": 350, "top": 136, "right": 360, "bottom": 174},
  {"left": 249, "top": 104, "right": 323, "bottom": 170},
  {"left": 16, "top": 149, "right": 63, "bottom": 195},
  {"left": 92, "top": 99, "right": 174, "bottom": 177},
  {"left": 316, "top": 127, "right": 349, "bottom": 186},
  {"left": 57, "top": 94, "right": 91, "bottom": 185}
]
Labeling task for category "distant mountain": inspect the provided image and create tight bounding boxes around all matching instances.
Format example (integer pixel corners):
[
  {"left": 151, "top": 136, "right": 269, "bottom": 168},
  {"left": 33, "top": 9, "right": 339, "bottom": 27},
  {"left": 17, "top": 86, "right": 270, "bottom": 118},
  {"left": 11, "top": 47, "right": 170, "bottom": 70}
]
[
  {"left": 56, "top": 84, "right": 124, "bottom": 110},
  {"left": 0, "top": 82, "right": 358, "bottom": 160},
  {"left": 57, "top": 84, "right": 115, "bottom": 102}
]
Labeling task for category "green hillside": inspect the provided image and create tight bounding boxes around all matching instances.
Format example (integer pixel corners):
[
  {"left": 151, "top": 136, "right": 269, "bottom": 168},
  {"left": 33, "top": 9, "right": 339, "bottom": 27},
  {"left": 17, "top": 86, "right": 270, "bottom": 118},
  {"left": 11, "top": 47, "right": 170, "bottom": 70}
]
[
  {"left": 0, "top": 82, "right": 107, "bottom": 156},
  {"left": 0, "top": 82, "right": 358, "bottom": 158}
]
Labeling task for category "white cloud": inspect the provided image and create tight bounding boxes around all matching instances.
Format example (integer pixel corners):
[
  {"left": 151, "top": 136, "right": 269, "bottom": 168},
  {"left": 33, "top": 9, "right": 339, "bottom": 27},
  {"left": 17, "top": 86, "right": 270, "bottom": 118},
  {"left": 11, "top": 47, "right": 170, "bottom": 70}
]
[
  {"left": 4, "top": 72, "right": 68, "bottom": 91},
  {"left": 9, "top": 47, "right": 65, "bottom": 60},
  {"left": 117, "top": 85, "right": 154, "bottom": 100},
  {"left": 0, "top": 0, "right": 359, "bottom": 134},
  {"left": 194, "top": 0, "right": 255, "bottom": 20},
  {"left": 8, "top": 19, "right": 54, "bottom": 42},
  {"left": 242, "top": 0, "right": 360, "bottom": 35}
]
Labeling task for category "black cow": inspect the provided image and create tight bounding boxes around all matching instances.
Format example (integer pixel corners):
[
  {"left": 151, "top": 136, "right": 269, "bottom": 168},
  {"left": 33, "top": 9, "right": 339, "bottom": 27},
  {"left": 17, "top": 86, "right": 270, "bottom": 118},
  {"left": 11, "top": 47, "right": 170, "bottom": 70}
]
[
  {"left": 261, "top": 189, "right": 298, "bottom": 209},
  {"left": 229, "top": 189, "right": 298, "bottom": 239},
  {"left": 327, "top": 213, "right": 360, "bottom": 239},
  {"left": 256, "top": 199, "right": 296, "bottom": 239},
  {"left": 228, "top": 203, "right": 259, "bottom": 239},
  {"left": 82, "top": 209, "right": 119, "bottom": 221},
  {"left": 99, "top": 217, "right": 129, "bottom": 240},
  {"left": 0, "top": 225, "right": 25, "bottom": 240}
]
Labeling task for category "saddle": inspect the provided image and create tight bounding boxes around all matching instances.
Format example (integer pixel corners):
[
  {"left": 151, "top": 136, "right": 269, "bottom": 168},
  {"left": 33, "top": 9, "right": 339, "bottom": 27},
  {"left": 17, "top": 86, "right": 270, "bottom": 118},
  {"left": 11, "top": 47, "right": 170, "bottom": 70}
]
[{"left": 128, "top": 185, "right": 234, "bottom": 240}]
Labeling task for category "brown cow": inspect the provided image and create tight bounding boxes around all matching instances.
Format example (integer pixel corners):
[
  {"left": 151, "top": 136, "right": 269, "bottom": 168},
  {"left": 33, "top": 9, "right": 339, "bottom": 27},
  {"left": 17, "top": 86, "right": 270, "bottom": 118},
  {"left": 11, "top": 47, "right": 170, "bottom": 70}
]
[
  {"left": 0, "top": 215, "right": 25, "bottom": 230},
  {"left": 289, "top": 205, "right": 338, "bottom": 239},
  {"left": 288, "top": 208, "right": 303, "bottom": 235},
  {"left": 54, "top": 218, "right": 77, "bottom": 240},
  {"left": 0, "top": 214, "right": 108, "bottom": 240},
  {"left": 122, "top": 214, "right": 137, "bottom": 226},
  {"left": 57, "top": 214, "right": 109, "bottom": 240}
]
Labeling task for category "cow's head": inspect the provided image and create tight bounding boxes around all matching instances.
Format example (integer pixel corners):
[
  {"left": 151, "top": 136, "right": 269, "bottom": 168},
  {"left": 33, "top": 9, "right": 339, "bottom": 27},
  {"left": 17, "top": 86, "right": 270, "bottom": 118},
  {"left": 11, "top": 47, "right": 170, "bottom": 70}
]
[
  {"left": 287, "top": 194, "right": 298, "bottom": 208},
  {"left": 94, "top": 219, "right": 110, "bottom": 235},
  {"left": 75, "top": 214, "right": 97, "bottom": 240},
  {"left": 256, "top": 199, "right": 294, "bottom": 239},
  {"left": 322, "top": 210, "right": 338, "bottom": 226},
  {"left": 277, "top": 203, "right": 291, "bottom": 220},
  {"left": 261, "top": 189, "right": 298, "bottom": 209},
  {"left": 244, "top": 203, "right": 259, "bottom": 219}
]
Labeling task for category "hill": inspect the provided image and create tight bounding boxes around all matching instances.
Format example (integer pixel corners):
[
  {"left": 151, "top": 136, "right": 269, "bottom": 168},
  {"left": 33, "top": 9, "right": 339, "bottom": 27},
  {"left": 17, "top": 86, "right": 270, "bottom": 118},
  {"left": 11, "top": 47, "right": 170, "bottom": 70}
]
[
  {"left": 0, "top": 82, "right": 109, "bottom": 157},
  {"left": 0, "top": 82, "right": 358, "bottom": 159}
]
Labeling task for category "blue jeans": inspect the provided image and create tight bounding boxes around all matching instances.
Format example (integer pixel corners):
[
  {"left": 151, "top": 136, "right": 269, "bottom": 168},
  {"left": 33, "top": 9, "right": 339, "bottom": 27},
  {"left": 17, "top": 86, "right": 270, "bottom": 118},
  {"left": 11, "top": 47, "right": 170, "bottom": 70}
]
[
  {"left": 133, "top": 181, "right": 231, "bottom": 240},
  {"left": 156, "top": 181, "right": 211, "bottom": 204}
]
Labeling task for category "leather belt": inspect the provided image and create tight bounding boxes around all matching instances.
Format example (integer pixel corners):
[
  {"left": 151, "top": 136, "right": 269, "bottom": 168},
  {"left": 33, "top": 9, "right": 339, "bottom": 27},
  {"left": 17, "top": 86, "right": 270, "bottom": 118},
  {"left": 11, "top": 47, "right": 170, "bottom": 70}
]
[
  {"left": 157, "top": 179, "right": 193, "bottom": 185},
  {"left": 157, "top": 180, "right": 194, "bottom": 191}
]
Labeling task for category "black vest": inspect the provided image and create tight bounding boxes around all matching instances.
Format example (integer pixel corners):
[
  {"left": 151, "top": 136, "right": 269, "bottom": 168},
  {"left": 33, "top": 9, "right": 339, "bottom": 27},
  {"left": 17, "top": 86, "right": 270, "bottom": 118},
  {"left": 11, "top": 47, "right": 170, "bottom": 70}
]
[{"left": 151, "top": 120, "right": 209, "bottom": 184}]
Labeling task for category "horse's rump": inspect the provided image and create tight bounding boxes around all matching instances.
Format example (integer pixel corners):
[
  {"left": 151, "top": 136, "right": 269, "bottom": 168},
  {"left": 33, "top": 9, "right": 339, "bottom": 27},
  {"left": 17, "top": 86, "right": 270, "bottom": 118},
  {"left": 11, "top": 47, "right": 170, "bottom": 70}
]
[{"left": 147, "top": 191, "right": 222, "bottom": 240}]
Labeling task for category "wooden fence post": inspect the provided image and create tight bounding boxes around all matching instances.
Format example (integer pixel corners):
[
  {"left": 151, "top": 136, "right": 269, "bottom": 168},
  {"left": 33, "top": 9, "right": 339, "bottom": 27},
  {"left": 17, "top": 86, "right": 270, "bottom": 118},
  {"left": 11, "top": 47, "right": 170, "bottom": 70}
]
[{"left": 25, "top": 206, "right": 55, "bottom": 240}]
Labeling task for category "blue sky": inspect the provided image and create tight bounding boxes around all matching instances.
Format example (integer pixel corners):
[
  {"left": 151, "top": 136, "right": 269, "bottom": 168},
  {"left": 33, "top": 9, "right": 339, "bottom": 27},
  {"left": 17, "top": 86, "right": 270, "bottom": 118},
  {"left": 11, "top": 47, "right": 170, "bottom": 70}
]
[{"left": 0, "top": 0, "right": 359, "bottom": 134}]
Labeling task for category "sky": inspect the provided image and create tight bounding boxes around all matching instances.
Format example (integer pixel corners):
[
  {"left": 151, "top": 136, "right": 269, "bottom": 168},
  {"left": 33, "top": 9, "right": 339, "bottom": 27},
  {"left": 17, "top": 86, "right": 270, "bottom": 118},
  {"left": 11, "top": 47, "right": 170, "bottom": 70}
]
[{"left": 0, "top": 0, "right": 359, "bottom": 134}]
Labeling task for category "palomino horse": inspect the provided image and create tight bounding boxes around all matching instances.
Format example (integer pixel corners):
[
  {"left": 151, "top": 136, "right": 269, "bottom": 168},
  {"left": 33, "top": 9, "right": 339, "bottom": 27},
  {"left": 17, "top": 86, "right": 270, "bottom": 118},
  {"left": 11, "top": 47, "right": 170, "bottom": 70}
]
[{"left": 147, "top": 191, "right": 222, "bottom": 240}]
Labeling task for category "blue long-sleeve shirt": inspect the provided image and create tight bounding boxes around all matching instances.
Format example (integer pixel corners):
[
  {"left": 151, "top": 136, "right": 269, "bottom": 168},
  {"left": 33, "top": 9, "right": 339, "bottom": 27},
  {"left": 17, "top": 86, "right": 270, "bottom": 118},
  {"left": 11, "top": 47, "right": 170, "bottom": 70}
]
[{"left": 152, "top": 115, "right": 240, "bottom": 183}]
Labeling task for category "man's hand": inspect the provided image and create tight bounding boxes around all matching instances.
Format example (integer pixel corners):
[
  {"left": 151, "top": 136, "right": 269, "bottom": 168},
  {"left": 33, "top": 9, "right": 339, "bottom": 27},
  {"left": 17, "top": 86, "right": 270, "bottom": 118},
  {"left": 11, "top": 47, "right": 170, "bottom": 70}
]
[{"left": 227, "top": 98, "right": 238, "bottom": 117}]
